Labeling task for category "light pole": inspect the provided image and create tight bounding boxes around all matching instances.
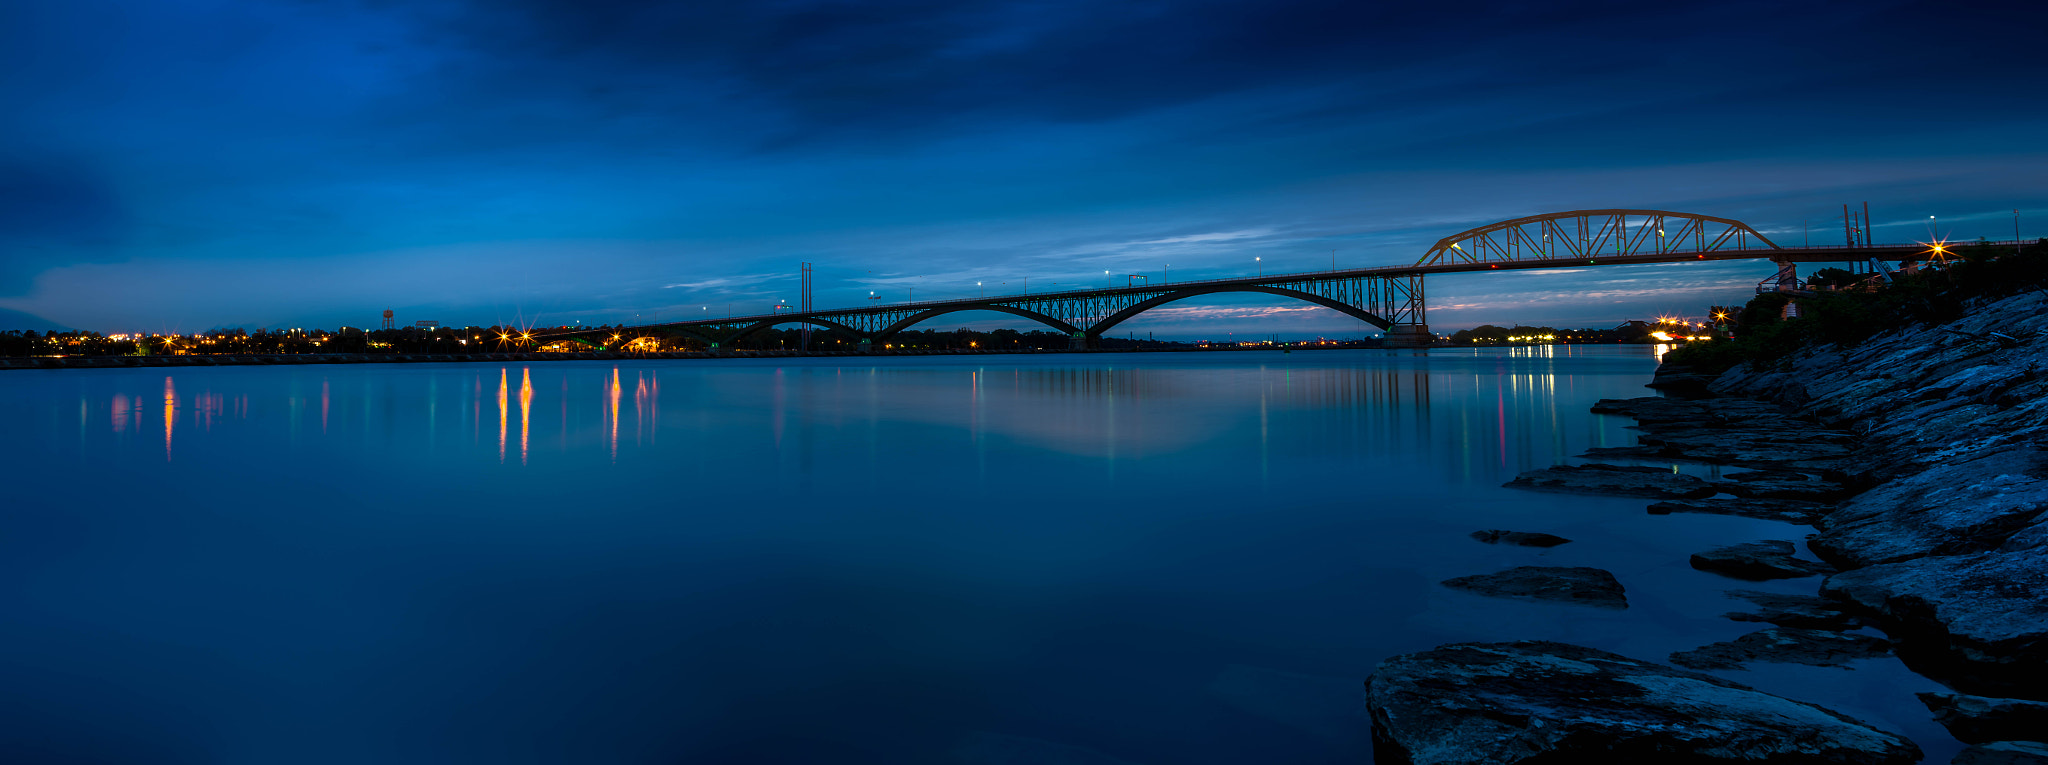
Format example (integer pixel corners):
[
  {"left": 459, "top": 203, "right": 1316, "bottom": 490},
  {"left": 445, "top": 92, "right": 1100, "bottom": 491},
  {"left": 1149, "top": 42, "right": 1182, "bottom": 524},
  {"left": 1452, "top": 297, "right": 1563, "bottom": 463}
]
[
  {"left": 1255, "top": 256, "right": 1262, "bottom": 277},
  {"left": 1104, "top": 270, "right": 1110, "bottom": 287},
  {"left": 1164, "top": 264, "right": 1169, "bottom": 284},
  {"left": 2019, "top": 210, "right": 2024, "bottom": 256},
  {"left": 977, "top": 281, "right": 983, "bottom": 298}
]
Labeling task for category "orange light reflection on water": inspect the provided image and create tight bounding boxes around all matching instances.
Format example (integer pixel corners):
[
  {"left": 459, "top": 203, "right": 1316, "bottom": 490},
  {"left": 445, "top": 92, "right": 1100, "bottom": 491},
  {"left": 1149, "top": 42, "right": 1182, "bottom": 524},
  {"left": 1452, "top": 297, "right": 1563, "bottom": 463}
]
[
  {"left": 163, "top": 376, "right": 176, "bottom": 461},
  {"left": 519, "top": 367, "right": 533, "bottom": 465},
  {"left": 608, "top": 368, "right": 621, "bottom": 463},
  {"left": 497, "top": 368, "right": 508, "bottom": 463}
]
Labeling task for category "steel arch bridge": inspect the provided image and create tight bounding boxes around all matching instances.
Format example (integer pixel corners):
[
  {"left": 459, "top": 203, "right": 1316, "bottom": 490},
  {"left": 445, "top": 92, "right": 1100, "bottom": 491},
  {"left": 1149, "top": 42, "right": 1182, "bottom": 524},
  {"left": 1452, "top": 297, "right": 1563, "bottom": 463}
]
[{"left": 534, "top": 209, "right": 1926, "bottom": 351}]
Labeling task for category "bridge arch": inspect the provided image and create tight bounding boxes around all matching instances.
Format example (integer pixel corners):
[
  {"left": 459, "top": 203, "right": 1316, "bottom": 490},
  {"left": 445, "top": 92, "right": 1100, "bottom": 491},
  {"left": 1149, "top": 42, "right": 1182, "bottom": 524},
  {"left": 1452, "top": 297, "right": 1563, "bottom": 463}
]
[
  {"left": 722, "top": 317, "right": 865, "bottom": 345},
  {"left": 1086, "top": 285, "right": 1394, "bottom": 340},
  {"left": 650, "top": 325, "right": 724, "bottom": 348},
  {"left": 1419, "top": 209, "right": 1780, "bottom": 266},
  {"left": 875, "top": 304, "right": 1081, "bottom": 340}
]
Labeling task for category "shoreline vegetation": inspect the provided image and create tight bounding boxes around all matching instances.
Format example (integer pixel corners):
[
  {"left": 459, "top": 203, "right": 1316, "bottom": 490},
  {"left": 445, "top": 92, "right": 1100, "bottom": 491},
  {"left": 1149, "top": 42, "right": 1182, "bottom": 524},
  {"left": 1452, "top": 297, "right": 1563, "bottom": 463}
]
[{"left": 1367, "top": 239, "right": 2048, "bottom": 763}]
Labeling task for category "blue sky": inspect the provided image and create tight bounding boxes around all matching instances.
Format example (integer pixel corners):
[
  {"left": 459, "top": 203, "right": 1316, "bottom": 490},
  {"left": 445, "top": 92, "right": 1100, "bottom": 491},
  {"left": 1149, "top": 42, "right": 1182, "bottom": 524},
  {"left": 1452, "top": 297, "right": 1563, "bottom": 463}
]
[{"left": 3, "top": 0, "right": 2045, "bottom": 337}]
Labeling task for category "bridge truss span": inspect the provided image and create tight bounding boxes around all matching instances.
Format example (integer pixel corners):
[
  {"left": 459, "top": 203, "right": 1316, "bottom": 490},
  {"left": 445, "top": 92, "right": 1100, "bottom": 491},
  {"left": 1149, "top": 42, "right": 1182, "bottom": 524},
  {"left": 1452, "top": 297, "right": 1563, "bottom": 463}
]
[
  {"left": 1418, "top": 209, "right": 1780, "bottom": 267},
  {"left": 527, "top": 207, "right": 1890, "bottom": 352}
]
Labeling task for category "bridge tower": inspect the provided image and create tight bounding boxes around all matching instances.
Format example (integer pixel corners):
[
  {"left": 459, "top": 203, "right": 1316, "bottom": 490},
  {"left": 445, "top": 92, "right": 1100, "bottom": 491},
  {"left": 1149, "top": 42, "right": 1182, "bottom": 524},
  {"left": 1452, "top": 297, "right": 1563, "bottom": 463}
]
[{"left": 1379, "top": 280, "right": 1432, "bottom": 347}]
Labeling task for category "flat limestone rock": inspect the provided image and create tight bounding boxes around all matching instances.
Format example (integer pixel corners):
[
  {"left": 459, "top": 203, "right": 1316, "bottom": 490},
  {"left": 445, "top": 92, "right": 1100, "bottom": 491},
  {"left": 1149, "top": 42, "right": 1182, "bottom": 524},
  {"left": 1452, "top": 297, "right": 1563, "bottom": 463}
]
[
  {"left": 1955, "top": 741, "right": 2048, "bottom": 765},
  {"left": 1821, "top": 536, "right": 2048, "bottom": 698},
  {"left": 1916, "top": 692, "right": 2048, "bottom": 744},
  {"left": 1637, "top": 429, "right": 1855, "bottom": 470},
  {"left": 1365, "top": 640, "right": 1921, "bottom": 765},
  {"left": 1723, "top": 590, "right": 1864, "bottom": 630},
  {"left": 1504, "top": 464, "right": 1716, "bottom": 499},
  {"left": 1690, "top": 540, "right": 1836, "bottom": 581},
  {"left": 1469, "top": 529, "right": 1572, "bottom": 547},
  {"left": 1441, "top": 566, "right": 1627, "bottom": 609},
  {"left": 1725, "top": 470, "right": 1814, "bottom": 482},
  {"left": 1579, "top": 445, "right": 1675, "bottom": 461},
  {"left": 1669, "top": 627, "right": 1892, "bottom": 671},
  {"left": 1590, "top": 397, "right": 1710, "bottom": 423},
  {"left": 1647, "top": 365, "right": 1717, "bottom": 395},
  {"left": 1811, "top": 448, "right": 2048, "bottom": 568},
  {"left": 1648, "top": 497, "right": 1830, "bottom": 524},
  {"left": 1714, "top": 478, "right": 1849, "bottom": 503}
]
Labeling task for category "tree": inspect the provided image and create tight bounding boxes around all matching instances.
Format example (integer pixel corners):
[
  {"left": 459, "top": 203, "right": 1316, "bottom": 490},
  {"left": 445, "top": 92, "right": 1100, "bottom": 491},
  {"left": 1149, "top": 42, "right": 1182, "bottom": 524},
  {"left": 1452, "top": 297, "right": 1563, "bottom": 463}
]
[{"left": 1806, "top": 268, "right": 1858, "bottom": 289}]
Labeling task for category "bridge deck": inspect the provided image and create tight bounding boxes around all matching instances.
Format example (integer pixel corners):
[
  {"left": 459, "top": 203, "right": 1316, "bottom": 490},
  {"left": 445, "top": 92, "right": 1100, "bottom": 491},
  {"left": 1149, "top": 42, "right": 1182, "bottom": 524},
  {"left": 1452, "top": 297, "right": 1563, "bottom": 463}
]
[{"left": 536, "top": 243, "right": 1935, "bottom": 338}]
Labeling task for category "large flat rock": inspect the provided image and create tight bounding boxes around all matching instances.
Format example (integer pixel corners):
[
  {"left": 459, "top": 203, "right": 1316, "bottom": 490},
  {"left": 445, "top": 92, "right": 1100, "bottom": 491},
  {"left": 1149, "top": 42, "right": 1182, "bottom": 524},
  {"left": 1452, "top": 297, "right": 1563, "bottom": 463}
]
[
  {"left": 1822, "top": 529, "right": 2048, "bottom": 698},
  {"left": 1669, "top": 627, "right": 1892, "bottom": 671},
  {"left": 1470, "top": 529, "right": 1572, "bottom": 547},
  {"left": 1955, "top": 741, "right": 2048, "bottom": 765},
  {"left": 1441, "top": 566, "right": 1627, "bottom": 609},
  {"left": 1689, "top": 540, "right": 1835, "bottom": 581},
  {"left": 1648, "top": 497, "right": 1831, "bottom": 525},
  {"left": 1504, "top": 464, "right": 1716, "bottom": 499},
  {"left": 1722, "top": 590, "right": 1864, "bottom": 630},
  {"left": 1811, "top": 447, "right": 2048, "bottom": 568},
  {"left": 1917, "top": 691, "right": 2048, "bottom": 744},
  {"left": 1635, "top": 428, "right": 1854, "bottom": 470},
  {"left": 1365, "top": 641, "right": 1921, "bottom": 765}
]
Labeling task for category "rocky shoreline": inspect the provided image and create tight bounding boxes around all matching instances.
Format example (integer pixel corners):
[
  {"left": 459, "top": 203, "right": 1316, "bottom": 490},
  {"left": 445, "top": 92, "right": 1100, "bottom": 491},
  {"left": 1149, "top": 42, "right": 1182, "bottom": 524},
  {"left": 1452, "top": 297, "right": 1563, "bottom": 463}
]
[{"left": 1366, "top": 292, "right": 2048, "bottom": 764}]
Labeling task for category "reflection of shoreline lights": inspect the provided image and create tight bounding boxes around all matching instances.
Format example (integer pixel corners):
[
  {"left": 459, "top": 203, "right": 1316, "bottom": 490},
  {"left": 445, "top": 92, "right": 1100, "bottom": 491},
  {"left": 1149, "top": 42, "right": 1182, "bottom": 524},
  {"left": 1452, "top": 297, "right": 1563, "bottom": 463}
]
[
  {"left": 520, "top": 367, "right": 533, "bottom": 465},
  {"left": 609, "top": 368, "right": 622, "bottom": 462},
  {"left": 163, "top": 376, "right": 176, "bottom": 462},
  {"left": 497, "top": 368, "right": 508, "bottom": 463}
]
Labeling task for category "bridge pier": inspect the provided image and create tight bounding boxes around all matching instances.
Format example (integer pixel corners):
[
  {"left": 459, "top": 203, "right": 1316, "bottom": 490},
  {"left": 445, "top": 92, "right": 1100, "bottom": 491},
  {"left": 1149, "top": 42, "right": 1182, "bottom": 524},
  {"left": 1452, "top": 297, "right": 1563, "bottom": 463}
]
[
  {"left": 858, "top": 339, "right": 872, "bottom": 353},
  {"left": 1382, "top": 324, "right": 1436, "bottom": 348},
  {"left": 1070, "top": 332, "right": 1087, "bottom": 350}
]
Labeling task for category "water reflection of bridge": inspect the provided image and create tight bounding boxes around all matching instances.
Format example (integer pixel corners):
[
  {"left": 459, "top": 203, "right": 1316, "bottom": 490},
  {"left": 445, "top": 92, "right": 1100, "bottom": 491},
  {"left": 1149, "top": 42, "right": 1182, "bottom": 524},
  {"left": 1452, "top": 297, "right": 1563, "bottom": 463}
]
[{"left": 536, "top": 209, "right": 1939, "bottom": 351}]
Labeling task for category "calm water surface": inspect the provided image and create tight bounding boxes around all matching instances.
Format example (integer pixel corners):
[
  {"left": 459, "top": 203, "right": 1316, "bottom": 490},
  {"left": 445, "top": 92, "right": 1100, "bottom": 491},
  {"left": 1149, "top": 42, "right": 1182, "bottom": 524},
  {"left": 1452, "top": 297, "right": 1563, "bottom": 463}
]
[{"left": 0, "top": 348, "right": 1955, "bottom": 763}]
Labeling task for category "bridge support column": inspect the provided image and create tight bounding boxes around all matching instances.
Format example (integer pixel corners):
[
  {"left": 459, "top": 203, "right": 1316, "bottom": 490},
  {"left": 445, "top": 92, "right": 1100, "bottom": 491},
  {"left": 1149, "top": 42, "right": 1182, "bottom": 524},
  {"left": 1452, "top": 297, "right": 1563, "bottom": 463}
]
[
  {"left": 1069, "top": 332, "right": 1087, "bottom": 350},
  {"left": 1382, "top": 325, "right": 1436, "bottom": 348},
  {"left": 858, "top": 339, "right": 872, "bottom": 353}
]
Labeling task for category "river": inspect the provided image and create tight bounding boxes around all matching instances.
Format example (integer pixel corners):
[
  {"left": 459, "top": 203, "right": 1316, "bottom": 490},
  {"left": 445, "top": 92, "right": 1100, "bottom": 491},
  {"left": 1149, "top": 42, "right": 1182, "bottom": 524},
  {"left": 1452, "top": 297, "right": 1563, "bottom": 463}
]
[{"left": 0, "top": 347, "right": 1952, "bottom": 763}]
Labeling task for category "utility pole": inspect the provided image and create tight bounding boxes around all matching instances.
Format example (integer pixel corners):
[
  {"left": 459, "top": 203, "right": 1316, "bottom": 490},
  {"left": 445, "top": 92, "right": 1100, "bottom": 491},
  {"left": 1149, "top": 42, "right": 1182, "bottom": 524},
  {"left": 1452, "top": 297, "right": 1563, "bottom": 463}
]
[{"left": 1863, "top": 202, "right": 1873, "bottom": 247}]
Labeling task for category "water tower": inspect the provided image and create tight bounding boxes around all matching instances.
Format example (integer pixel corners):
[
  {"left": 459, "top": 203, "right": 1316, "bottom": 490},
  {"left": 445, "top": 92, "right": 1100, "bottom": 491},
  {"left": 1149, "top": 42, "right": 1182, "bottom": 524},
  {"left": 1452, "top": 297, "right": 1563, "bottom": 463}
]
[{"left": 382, "top": 309, "right": 394, "bottom": 330}]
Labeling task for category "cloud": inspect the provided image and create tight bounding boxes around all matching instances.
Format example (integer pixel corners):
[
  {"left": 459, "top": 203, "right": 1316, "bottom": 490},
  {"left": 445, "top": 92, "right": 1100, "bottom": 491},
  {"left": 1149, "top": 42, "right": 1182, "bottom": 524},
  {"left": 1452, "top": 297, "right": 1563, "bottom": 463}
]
[
  {"left": 1132, "top": 229, "right": 1274, "bottom": 246},
  {"left": 0, "top": 159, "right": 131, "bottom": 294},
  {"left": 4, "top": 0, "right": 2046, "bottom": 333},
  {"left": 660, "top": 273, "right": 783, "bottom": 292}
]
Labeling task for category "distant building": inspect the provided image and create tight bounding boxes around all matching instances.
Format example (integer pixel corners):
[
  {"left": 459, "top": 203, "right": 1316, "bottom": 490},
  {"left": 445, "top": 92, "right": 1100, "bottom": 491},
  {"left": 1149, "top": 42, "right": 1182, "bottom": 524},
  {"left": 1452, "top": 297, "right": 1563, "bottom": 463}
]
[{"left": 414, "top": 320, "right": 439, "bottom": 329}]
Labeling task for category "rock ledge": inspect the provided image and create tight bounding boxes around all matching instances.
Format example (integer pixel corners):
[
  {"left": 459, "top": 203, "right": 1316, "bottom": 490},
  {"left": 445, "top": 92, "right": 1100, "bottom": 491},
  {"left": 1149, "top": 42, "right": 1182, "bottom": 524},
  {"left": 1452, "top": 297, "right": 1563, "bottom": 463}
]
[{"left": 1365, "top": 640, "right": 1921, "bottom": 765}]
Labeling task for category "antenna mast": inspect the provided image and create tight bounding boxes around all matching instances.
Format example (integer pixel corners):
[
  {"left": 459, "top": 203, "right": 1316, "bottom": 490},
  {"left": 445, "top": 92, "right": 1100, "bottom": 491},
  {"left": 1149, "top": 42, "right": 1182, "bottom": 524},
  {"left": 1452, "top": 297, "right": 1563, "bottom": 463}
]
[{"left": 799, "top": 261, "right": 813, "bottom": 352}]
